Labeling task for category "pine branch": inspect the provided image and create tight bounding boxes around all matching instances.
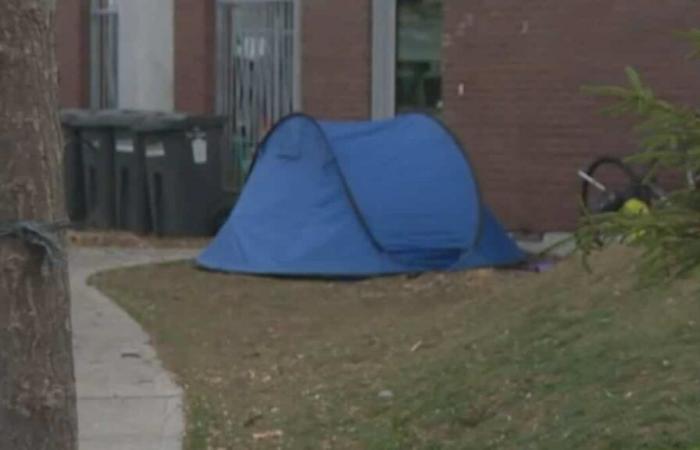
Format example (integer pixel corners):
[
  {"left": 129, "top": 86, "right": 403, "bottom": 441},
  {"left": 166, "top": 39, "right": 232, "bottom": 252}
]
[{"left": 577, "top": 30, "right": 700, "bottom": 279}]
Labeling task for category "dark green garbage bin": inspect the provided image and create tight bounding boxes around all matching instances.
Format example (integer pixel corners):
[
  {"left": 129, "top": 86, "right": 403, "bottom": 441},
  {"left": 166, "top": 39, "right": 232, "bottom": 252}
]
[
  {"left": 136, "top": 113, "right": 234, "bottom": 237},
  {"left": 59, "top": 108, "right": 93, "bottom": 225},
  {"left": 111, "top": 110, "right": 169, "bottom": 234},
  {"left": 72, "top": 109, "right": 152, "bottom": 230}
]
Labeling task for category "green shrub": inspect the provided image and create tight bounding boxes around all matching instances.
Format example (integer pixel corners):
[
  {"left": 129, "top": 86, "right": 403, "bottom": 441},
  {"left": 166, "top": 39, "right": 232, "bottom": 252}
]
[{"left": 577, "top": 29, "right": 700, "bottom": 279}]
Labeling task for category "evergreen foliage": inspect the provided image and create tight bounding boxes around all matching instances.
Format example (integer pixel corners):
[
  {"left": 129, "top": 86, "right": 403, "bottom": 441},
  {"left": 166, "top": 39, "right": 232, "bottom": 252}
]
[{"left": 577, "top": 30, "right": 700, "bottom": 278}]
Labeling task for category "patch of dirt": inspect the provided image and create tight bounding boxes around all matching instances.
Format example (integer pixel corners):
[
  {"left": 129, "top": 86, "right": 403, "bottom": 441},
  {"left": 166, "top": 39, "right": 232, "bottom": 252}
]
[
  {"left": 91, "top": 263, "right": 513, "bottom": 449},
  {"left": 67, "top": 229, "right": 208, "bottom": 249}
]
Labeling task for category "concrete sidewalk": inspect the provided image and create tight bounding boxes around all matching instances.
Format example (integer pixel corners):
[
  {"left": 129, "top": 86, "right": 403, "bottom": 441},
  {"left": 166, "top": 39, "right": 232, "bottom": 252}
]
[{"left": 69, "top": 247, "right": 199, "bottom": 450}]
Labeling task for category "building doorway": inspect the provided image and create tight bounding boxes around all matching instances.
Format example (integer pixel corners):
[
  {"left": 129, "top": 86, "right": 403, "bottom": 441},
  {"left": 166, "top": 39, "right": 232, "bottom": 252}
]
[{"left": 215, "top": 0, "right": 301, "bottom": 190}]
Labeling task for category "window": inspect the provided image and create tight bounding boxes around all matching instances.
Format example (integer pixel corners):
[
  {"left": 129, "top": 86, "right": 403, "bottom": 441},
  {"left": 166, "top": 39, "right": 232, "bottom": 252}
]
[{"left": 395, "top": 0, "right": 443, "bottom": 114}]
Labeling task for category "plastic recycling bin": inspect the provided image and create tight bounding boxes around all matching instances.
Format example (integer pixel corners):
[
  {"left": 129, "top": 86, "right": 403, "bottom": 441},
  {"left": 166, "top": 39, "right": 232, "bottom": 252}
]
[
  {"left": 59, "top": 108, "right": 92, "bottom": 224},
  {"left": 112, "top": 111, "right": 166, "bottom": 234},
  {"left": 136, "top": 114, "right": 233, "bottom": 236},
  {"left": 71, "top": 109, "right": 152, "bottom": 230}
]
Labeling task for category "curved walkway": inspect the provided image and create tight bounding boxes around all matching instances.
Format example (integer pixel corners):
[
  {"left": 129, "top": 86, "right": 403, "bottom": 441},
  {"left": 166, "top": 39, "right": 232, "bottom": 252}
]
[{"left": 69, "top": 247, "right": 199, "bottom": 450}]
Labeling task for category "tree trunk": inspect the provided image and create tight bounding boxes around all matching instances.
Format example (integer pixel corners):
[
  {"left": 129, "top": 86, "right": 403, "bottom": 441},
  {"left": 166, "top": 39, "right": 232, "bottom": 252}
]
[{"left": 0, "top": 1, "right": 78, "bottom": 449}]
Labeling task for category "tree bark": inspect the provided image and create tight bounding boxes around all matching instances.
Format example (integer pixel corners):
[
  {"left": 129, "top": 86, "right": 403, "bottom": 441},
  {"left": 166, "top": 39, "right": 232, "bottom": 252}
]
[{"left": 0, "top": 1, "right": 78, "bottom": 449}]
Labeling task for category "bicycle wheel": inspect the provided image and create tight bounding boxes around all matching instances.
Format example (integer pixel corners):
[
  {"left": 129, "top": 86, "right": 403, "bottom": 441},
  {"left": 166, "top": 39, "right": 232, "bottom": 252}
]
[{"left": 580, "top": 156, "right": 647, "bottom": 214}]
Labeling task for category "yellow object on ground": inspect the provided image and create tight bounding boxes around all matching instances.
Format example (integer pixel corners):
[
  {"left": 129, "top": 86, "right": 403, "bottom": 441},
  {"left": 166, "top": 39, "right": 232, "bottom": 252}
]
[
  {"left": 620, "top": 198, "right": 650, "bottom": 243},
  {"left": 621, "top": 198, "right": 650, "bottom": 215}
]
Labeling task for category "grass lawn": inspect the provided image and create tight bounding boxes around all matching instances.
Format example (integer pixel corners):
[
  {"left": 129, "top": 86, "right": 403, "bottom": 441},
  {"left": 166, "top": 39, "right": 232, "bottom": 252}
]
[{"left": 90, "top": 247, "right": 700, "bottom": 450}]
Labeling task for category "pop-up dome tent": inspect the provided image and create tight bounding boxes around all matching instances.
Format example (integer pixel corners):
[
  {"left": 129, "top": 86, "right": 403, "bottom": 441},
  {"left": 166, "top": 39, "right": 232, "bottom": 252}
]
[{"left": 198, "top": 113, "right": 524, "bottom": 276}]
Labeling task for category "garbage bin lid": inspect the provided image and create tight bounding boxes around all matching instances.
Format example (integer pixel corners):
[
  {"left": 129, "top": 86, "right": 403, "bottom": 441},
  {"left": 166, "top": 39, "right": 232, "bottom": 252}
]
[
  {"left": 66, "top": 109, "right": 159, "bottom": 128},
  {"left": 59, "top": 108, "right": 99, "bottom": 126},
  {"left": 133, "top": 113, "right": 226, "bottom": 133}
]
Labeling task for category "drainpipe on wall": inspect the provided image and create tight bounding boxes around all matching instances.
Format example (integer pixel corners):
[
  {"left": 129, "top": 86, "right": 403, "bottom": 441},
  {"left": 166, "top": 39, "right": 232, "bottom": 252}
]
[{"left": 371, "top": 0, "right": 396, "bottom": 120}]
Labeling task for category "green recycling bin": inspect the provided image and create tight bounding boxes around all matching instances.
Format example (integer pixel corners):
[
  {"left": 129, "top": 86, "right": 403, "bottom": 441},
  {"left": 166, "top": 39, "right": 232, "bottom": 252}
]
[
  {"left": 135, "top": 113, "right": 235, "bottom": 236},
  {"left": 60, "top": 108, "right": 94, "bottom": 225},
  {"left": 70, "top": 109, "right": 152, "bottom": 230}
]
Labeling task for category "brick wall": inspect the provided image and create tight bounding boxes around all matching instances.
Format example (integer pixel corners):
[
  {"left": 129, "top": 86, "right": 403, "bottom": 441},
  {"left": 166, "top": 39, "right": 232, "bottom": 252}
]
[
  {"left": 55, "top": 1, "right": 700, "bottom": 231},
  {"left": 173, "top": 0, "right": 373, "bottom": 118},
  {"left": 143, "top": 0, "right": 372, "bottom": 119},
  {"left": 174, "top": 0, "right": 215, "bottom": 114},
  {"left": 302, "top": 0, "right": 371, "bottom": 119},
  {"left": 442, "top": 0, "right": 700, "bottom": 231},
  {"left": 56, "top": 0, "right": 89, "bottom": 108}
]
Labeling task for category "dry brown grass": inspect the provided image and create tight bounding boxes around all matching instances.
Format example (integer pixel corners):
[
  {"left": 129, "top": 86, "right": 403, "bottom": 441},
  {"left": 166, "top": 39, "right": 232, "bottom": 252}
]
[{"left": 91, "top": 248, "right": 700, "bottom": 449}]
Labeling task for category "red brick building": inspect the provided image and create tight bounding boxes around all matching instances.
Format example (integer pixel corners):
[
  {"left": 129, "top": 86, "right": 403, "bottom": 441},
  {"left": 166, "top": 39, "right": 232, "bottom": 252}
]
[{"left": 56, "top": 0, "right": 700, "bottom": 232}]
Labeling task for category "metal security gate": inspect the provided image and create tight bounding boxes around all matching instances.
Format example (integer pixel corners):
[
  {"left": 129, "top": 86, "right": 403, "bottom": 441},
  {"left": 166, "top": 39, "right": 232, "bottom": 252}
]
[
  {"left": 89, "top": 0, "right": 119, "bottom": 109},
  {"left": 216, "top": 0, "right": 301, "bottom": 190}
]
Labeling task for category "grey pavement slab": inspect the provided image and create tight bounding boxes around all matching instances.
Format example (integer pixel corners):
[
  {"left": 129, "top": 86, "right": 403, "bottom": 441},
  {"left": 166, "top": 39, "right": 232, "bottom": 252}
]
[{"left": 69, "top": 247, "right": 199, "bottom": 450}]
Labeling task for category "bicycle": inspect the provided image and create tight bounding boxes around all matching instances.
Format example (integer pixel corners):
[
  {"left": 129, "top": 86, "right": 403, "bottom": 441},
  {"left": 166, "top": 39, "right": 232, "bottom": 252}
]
[{"left": 578, "top": 155, "right": 698, "bottom": 214}]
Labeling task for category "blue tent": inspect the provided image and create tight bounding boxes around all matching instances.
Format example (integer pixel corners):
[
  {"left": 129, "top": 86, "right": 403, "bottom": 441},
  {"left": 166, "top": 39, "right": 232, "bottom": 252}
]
[{"left": 198, "top": 113, "right": 524, "bottom": 276}]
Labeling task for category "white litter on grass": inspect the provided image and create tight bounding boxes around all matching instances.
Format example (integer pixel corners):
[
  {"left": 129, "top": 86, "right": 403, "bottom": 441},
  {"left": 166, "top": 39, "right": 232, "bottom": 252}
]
[{"left": 378, "top": 390, "right": 394, "bottom": 400}]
